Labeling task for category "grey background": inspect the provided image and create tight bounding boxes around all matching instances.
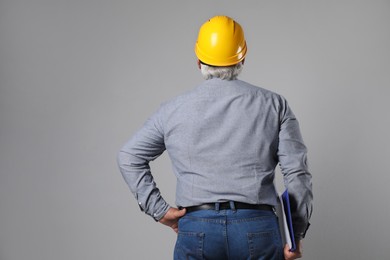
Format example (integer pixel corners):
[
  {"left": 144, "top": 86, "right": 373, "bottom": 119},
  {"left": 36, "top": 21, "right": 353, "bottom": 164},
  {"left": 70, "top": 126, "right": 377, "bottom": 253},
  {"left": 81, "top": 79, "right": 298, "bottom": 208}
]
[{"left": 1, "top": 0, "right": 389, "bottom": 259}]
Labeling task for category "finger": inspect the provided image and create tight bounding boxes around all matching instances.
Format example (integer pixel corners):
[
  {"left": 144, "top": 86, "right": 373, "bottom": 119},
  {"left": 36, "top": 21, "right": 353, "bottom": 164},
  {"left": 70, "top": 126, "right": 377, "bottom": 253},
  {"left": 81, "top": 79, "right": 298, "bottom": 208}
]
[
  {"left": 284, "top": 245, "right": 290, "bottom": 259},
  {"left": 175, "top": 208, "right": 186, "bottom": 217},
  {"left": 171, "top": 222, "right": 179, "bottom": 233},
  {"left": 284, "top": 244, "right": 291, "bottom": 255},
  {"left": 284, "top": 244, "right": 301, "bottom": 260},
  {"left": 284, "top": 246, "right": 292, "bottom": 260}
]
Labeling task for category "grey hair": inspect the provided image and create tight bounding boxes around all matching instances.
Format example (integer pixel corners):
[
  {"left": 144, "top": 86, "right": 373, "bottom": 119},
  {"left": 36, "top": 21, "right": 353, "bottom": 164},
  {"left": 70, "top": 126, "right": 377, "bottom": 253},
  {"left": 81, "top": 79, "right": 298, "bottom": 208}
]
[{"left": 200, "top": 62, "right": 243, "bottom": 80}]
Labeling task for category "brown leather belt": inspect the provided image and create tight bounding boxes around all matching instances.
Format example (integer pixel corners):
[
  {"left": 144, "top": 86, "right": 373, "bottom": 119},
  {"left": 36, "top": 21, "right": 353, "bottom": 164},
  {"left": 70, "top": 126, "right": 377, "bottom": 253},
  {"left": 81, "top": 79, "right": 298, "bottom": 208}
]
[{"left": 185, "top": 202, "right": 273, "bottom": 213}]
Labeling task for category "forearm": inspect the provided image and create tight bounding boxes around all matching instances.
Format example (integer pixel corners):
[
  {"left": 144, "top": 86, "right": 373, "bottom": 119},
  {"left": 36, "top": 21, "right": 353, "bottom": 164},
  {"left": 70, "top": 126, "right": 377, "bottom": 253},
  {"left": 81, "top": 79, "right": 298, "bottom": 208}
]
[
  {"left": 117, "top": 150, "right": 170, "bottom": 220},
  {"left": 278, "top": 98, "right": 313, "bottom": 239},
  {"left": 284, "top": 170, "right": 313, "bottom": 240},
  {"left": 117, "top": 109, "right": 170, "bottom": 221}
]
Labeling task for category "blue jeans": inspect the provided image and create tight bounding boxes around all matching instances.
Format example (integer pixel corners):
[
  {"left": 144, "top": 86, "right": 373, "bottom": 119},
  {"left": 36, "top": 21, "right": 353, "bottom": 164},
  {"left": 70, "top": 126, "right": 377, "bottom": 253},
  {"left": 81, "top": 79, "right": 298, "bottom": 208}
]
[{"left": 174, "top": 204, "right": 283, "bottom": 260}]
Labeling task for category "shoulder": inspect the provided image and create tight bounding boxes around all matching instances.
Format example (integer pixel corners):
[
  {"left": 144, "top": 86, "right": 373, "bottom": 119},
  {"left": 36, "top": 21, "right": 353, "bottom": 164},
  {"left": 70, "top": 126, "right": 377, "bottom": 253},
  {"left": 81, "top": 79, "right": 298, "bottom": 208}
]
[
  {"left": 159, "top": 85, "right": 199, "bottom": 109},
  {"left": 236, "top": 80, "right": 287, "bottom": 102},
  {"left": 152, "top": 83, "right": 203, "bottom": 120}
]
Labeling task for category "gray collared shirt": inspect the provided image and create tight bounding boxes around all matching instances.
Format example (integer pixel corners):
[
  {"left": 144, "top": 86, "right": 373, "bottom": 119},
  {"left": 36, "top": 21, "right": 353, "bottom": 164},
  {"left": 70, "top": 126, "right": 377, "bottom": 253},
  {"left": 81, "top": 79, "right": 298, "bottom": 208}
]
[{"left": 117, "top": 78, "right": 312, "bottom": 239}]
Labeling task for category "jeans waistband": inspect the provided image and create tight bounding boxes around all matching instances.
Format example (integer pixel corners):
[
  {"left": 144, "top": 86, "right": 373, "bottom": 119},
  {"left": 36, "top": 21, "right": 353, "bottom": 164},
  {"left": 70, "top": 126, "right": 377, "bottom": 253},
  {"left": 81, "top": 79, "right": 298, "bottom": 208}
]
[{"left": 185, "top": 201, "right": 273, "bottom": 213}]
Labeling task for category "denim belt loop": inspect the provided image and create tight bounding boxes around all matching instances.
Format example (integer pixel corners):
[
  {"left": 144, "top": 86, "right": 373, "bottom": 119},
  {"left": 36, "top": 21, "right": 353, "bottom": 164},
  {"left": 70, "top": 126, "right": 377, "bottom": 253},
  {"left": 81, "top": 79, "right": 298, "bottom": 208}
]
[
  {"left": 215, "top": 202, "right": 220, "bottom": 212},
  {"left": 229, "top": 201, "right": 236, "bottom": 212}
]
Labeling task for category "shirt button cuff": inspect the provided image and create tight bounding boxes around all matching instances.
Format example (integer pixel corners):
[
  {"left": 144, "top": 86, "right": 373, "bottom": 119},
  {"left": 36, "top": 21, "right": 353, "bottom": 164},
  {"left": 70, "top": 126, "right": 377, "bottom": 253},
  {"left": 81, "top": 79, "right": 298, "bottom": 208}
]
[{"left": 137, "top": 202, "right": 144, "bottom": 212}]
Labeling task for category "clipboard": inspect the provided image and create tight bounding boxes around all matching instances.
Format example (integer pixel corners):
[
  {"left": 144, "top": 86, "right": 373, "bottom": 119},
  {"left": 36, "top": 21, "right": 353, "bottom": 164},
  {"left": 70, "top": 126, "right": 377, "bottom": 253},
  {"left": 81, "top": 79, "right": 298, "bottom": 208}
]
[{"left": 278, "top": 189, "right": 297, "bottom": 252}]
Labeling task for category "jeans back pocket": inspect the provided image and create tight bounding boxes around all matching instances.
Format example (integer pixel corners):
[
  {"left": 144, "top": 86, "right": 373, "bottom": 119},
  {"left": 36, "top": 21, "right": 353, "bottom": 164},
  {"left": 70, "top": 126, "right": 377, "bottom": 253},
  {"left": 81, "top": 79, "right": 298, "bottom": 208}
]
[
  {"left": 247, "top": 230, "right": 283, "bottom": 260},
  {"left": 174, "top": 231, "right": 205, "bottom": 260}
]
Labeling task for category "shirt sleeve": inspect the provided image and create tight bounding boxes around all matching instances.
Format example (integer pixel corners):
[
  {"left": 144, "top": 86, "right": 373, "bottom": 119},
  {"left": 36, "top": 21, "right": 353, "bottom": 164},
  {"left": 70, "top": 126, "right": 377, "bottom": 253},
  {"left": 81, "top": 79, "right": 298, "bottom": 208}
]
[
  {"left": 277, "top": 97, "right": 313, "bottom": 240},
  {"left": 117, "top": 107, "right": 170, "bottom": 221}
]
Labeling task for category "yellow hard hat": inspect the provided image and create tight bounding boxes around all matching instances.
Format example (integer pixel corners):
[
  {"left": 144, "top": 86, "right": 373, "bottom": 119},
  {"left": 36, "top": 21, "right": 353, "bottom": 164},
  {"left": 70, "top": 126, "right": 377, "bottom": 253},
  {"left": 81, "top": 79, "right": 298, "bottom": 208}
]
[{"left": 195, "top": 16, "right": 247, "bottom": 66}]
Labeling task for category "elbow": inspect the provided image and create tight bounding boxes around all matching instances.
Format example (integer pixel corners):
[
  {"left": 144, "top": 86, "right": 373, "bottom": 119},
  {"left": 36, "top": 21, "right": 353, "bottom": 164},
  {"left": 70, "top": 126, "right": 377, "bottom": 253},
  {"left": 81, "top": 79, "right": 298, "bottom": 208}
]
[
  {"left": 117, "top": 149, "right": 149, "bottom": 172},
  {"left": 117, "top": 150, "right": 130, "bottom": 171}
]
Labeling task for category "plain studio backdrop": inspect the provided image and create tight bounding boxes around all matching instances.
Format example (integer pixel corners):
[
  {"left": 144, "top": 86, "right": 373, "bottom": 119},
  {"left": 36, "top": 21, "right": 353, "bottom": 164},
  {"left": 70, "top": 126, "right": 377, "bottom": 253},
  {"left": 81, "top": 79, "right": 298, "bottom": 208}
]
[{"left": 1, "top": 1, "right": 389, "bottom": 259}]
